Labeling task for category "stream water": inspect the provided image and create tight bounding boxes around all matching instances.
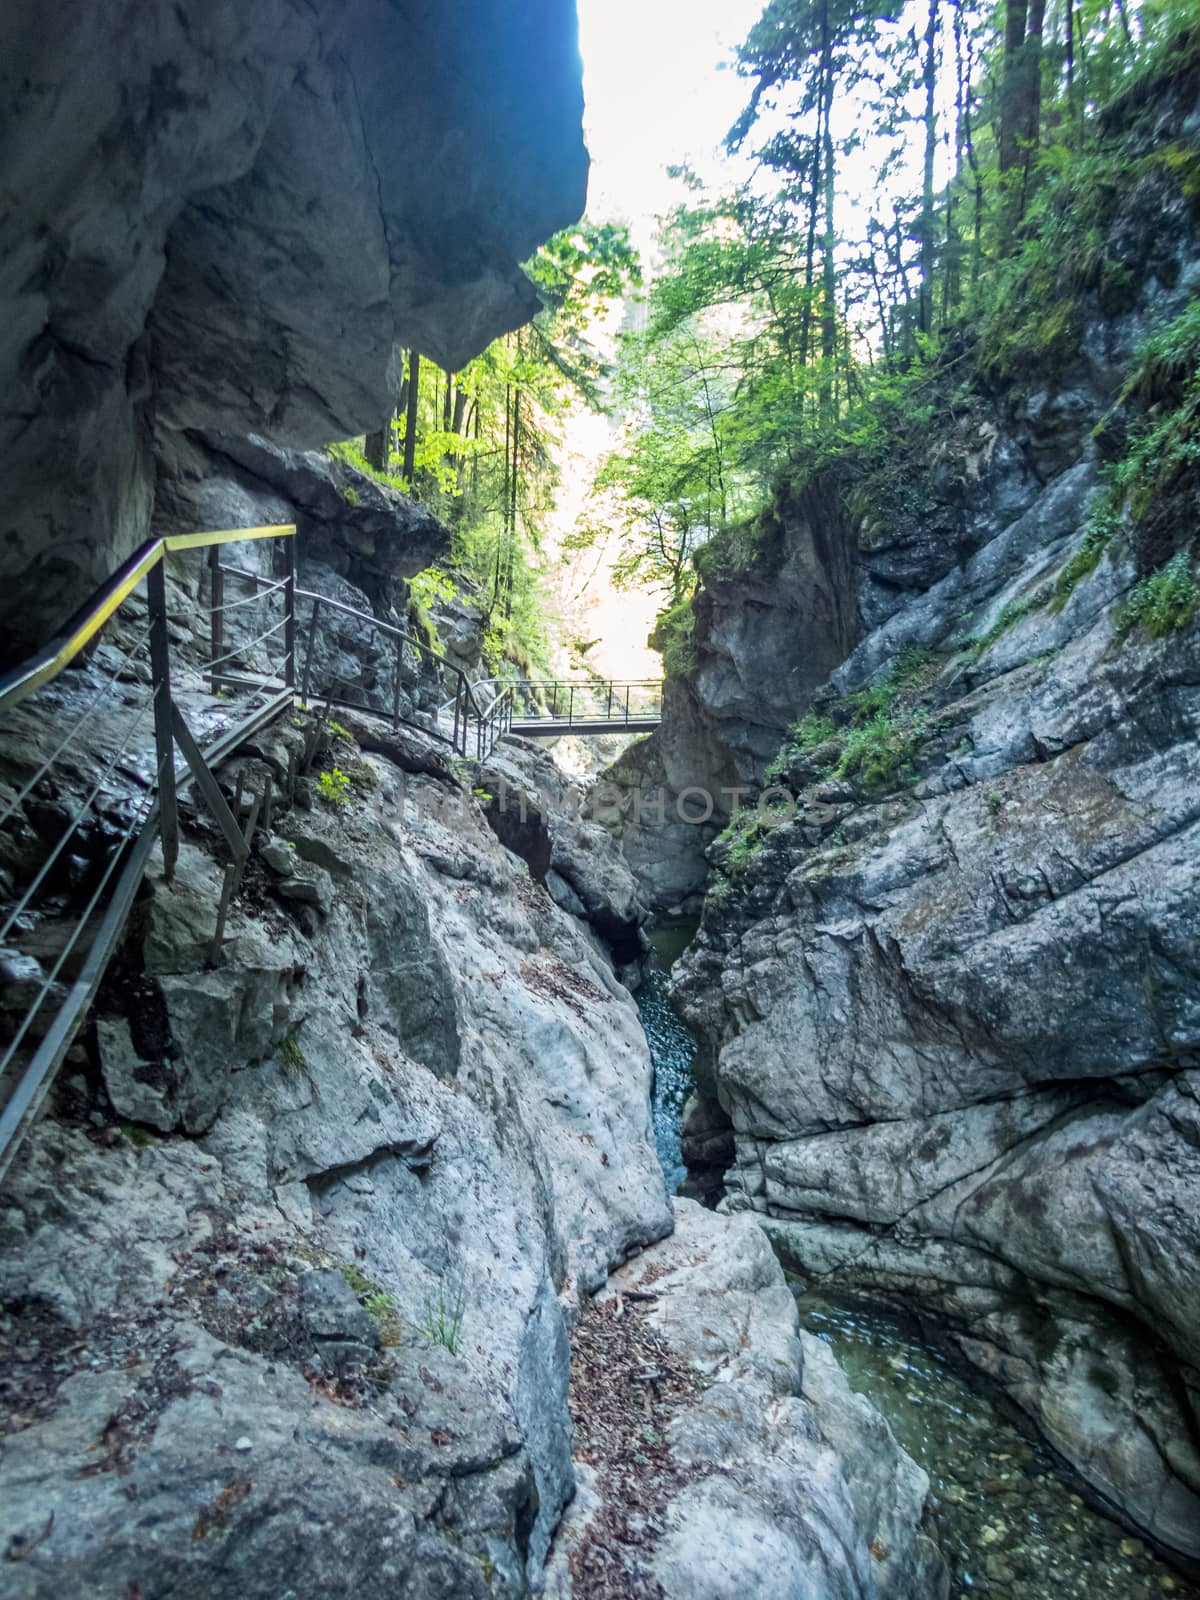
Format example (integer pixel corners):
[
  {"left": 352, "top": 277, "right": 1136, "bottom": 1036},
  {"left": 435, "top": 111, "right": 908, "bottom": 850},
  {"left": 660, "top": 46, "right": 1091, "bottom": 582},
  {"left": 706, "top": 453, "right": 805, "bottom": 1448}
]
[
  {"left": 638, "top": 921, "right": 700, "bottom": 1192},
  {"left": 796, "top": 1296, "right": 1198, "bottom": 1600},
  {"left": 637, "top": 924, "right": 1197, "bottom": 1600}
]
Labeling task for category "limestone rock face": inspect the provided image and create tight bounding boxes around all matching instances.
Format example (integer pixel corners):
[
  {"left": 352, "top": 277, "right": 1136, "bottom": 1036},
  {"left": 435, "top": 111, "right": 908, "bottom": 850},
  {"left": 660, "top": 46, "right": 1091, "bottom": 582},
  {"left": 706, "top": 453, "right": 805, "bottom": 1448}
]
[
  {"left": 0, "top": 0, "right": 587, "bottom": 658},
  {"left": 671, "top": 435, "right": 1200, "bottom": 1560},
  {"left": 545, "top": 1201, "right": 948, "bottom": 1600},
  {"left": 477, "top": 736, "right": 650, "bottom": 963},
  {"left": 655, "top": 124, "right": 1200, "bottom": 1560},
  {"left": 602, "top": 488, "right": 858, "bottom": 909},
  {"left": 0, "top": 707, "right": 669, "bottom": 1592}
]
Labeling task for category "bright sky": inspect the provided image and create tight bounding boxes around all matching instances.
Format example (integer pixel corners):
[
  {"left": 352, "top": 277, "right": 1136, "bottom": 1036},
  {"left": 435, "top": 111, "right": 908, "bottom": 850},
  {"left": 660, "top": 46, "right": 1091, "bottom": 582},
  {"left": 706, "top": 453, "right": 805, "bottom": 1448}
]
[
  {"left": 576, "top": 0, "right": 766, "bottom": 254},
  {"left": 541, "top": 1, "right": 767, "bottom": 680}
]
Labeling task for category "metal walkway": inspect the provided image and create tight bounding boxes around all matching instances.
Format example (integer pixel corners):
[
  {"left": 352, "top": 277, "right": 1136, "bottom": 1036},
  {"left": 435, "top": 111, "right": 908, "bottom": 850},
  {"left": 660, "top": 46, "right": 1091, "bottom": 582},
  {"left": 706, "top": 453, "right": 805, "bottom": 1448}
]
[
  {"left": 0, "top": 529, "right": 664, "bottom": 1176},
  {"left": 483, "top": 679, "right": 663, "bottom": 741}
]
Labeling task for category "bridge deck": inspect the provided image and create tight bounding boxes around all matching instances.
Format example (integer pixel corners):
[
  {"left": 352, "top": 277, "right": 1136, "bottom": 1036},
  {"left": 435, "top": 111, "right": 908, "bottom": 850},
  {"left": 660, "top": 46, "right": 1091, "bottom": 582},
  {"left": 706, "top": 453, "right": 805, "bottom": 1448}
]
[{"left": 510, "top": 717, "right": 660, "bottom": 738}]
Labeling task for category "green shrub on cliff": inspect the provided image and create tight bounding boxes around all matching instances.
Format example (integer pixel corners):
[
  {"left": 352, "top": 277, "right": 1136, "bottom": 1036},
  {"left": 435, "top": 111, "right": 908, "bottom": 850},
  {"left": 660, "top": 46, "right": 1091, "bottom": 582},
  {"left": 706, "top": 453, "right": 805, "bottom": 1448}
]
[
  {"left": 649, "top": 596, "right": 698, "bottom": 679},
  {"left": 835, "top": 710, "right": 927, "bottom": 794},
  {"left": 1118, "top": 549, "right": 1198, "bottom": 638}
]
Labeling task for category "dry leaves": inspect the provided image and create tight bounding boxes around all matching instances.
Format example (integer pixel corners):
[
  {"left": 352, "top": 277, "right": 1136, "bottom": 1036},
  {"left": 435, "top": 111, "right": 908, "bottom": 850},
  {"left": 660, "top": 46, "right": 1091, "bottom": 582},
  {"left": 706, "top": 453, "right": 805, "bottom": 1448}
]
[{"left": 565, "top": 1289, "right": 708, "bottom": 1598}]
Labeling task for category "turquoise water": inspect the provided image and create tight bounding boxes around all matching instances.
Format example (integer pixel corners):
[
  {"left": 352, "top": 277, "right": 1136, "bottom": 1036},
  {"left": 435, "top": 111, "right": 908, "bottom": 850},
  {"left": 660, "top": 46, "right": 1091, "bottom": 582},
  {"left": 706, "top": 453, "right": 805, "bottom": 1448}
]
[
  {"left": 637, "top": 921, "right": 698, "bottom": 1191},
  {"left": 796, "top": 1296, "right": 1199, "bottom": 1600},
  {"left": 634, "top": 929, "right": 1196, "bottom": 1597}
]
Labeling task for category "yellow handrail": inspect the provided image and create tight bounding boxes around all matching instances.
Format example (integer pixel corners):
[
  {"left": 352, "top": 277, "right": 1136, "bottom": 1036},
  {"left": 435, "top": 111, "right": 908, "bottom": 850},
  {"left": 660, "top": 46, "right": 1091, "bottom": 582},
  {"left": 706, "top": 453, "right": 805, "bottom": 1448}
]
[{"left": 0, "top": 525, "right": 295, "bottom": 712}]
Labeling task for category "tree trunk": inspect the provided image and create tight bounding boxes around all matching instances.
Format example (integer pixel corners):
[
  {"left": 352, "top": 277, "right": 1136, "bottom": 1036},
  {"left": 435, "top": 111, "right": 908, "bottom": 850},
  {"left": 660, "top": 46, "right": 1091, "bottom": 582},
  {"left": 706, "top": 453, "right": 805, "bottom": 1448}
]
[
  {"left": 364, "top": 421, "right": 389, "bottom": 472},
  {"left": 819, "top": 0, "right": 838, "bottom": 418},
  {"left": 402, "top": 350, "right": 421, "bottom": 487},
  {"left": 919, "top": 0, "right": 940, "bottom": 336},
  {"left": 998, "top": 0, "right": 1029, "bottom": 177}
]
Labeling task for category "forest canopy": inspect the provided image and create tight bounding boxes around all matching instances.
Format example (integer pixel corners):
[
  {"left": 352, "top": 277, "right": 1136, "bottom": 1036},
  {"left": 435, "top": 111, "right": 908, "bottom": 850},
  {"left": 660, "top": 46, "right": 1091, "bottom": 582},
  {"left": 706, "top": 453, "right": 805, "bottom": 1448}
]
[{"left": 333, "top": 0, "right": 1200, "bottom": 674}]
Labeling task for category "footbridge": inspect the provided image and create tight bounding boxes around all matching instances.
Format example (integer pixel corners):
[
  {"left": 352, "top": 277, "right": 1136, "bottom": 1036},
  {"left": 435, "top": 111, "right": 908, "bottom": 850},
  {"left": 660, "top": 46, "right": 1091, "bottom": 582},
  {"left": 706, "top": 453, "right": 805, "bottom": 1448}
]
[
  {"left": 486, "top": 679, "right": 663, "bottom": 741},
  {"left": 0, "top": 527, "right": 661, "bottom": 1176}
]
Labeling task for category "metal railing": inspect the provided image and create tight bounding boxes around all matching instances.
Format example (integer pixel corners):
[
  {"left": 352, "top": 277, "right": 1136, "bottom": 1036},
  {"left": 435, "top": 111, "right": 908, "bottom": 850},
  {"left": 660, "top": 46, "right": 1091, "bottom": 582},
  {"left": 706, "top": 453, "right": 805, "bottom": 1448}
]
[
  {"left": 0, "top": 535, "right": 664, "bottom": 1176},
  {"left": 504, "top": 679, "right": 663, "bottom": 734},
  {"left": 0, "top": 524, "right": 293, "bottom": 1179}
]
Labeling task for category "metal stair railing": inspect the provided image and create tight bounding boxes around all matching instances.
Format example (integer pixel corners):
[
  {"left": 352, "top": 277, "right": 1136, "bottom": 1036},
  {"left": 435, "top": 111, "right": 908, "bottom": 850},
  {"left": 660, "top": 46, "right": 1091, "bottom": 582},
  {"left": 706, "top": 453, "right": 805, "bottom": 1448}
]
[
  {"left": 0, "top": 523, "right": 293, "bottom": 1180},
  {"left": 0, "top": 530, "right": 666, "bottom": 1176}
]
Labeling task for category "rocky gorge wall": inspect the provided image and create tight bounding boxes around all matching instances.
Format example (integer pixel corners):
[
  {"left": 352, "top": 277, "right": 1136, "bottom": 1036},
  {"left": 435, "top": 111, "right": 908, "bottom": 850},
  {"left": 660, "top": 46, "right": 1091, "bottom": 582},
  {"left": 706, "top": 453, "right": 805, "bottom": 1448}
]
[
  {"left": 655, "top": 91, "right": 1200, "bottom": 1568},
  {"left": 0, "top": 0, "right": 588, "bottom": 662},
  {"left": 0, "top": 671, "right": 947, "bottom": 1595}
]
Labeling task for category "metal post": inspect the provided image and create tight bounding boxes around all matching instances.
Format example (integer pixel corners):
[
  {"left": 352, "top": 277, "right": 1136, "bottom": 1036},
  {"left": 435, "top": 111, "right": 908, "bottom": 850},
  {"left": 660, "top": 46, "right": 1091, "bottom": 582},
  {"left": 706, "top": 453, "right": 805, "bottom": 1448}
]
[
  {"left": 170, "top": 702, "right": 249, "bottom": 864},
  {"left": 392, "top": 643, "right": 402, "bottom": 730},
  {"left": 301, "top": 596, "right": 321, "bottom": 706},
  {"left": 568, "top": 685, "right": 574, "bottom": 729},
  {"left": 607, "top": 681, "right": 613, "bottom": 720},
  {"left": 283, "top": 537, "right": 297, "bottom": 690},
  {"left": 146, "top": 560, "right": 179, "bottom": 882},
  {"left": 625, "top": 685, "right": 631, "bottom": 725},
  {"left": 551, "top": 683, "right": 558, "bottom": 720},
  {"left": 209, "top": 545, "right": 223, "bottom": 695}
]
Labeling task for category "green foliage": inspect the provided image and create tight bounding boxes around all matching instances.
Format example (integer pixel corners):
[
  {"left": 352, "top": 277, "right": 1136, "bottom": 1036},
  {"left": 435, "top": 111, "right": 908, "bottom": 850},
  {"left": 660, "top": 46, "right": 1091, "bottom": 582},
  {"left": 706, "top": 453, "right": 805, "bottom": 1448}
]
[
  {"left": 649, "top": 596, "right": 698, "bottom": 679},
  {"left": 408, "top": 567, "right": 458, "bottom": 610},
  {"left": 1117, "top": 549, "right": 1199, "bottom": 638},
  {"left": 892, "top": 645, "right": 938, "bottom": 687},
  {"left": 420, "top": 1278, "right": 466, "bottom": 1356},
  {"left": 693, "top": 517, "right": 769, "bottom": 583},
  {"left": 1051, "top": 494, "right": 1122, "bottom": 610},
  {"left": 1110, "top": 302, "right": 1200, "bottom": 533},
  {"left": 328, "top": 439, "right": 409, "bottom": 495},
  {"left": 338, "top": 1263, "right": 378, "bottom": 1298},
  {"left": 834, "top": 711, "right": 927, "bottom": 794},
  {"left": 325, "top": 719, "right": 353, "bottom": 744},
  {"left": 316, "top": 768, "right": 352, "bottom": 808},
  {"left": 362, "top": 1291, "right": 396, "bottom": 1324},
  {"left": 764, "top": 713, "right": 838, "bottom": 780},
  {"left": 278, "top": 1034, "right": 318, "bottom": 1099},
  {"left": 120, "top": 1124, "right": 159, "bottom": 1148},
  {"left": 712, "top": 807, "right": 775, "bottom": 881},
  {"left": 765, "top": 648, "right": 936, "bottom": 795},
  {"left": 968, "top": 592, "right": 1050, "bottom": 656}
]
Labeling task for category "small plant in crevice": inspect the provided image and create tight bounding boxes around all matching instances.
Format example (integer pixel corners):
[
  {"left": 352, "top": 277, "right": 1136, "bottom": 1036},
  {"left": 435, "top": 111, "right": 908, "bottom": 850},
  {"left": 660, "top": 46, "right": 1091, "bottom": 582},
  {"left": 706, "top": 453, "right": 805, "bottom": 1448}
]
[
  {"left": 278, "top": 1033, "right": 319, "bottom": 1100},
  {"left": 338, "top": 1262, "right": 377, "bottom": 1298},
  {"left": 764, "top": 713, "right": 838, "bottom": 780},
  {"left": 1117, "top": 549, "right": 1199, "bottom": 639},
  {"left": 967, "top": 592, "right": 1050, "bottom": 658},
  {"left": 362, "top": 1291, "right": 396, "bottom": 1324},
  {"left": 316, "top": 767, "right": 352, "bottom": 808},
  {"left": 420, "top": 1277, "right": 466, "bottom": 1356},
  {"left": 834, "top": 709, "right": 927, "bottom": 794},
  {"left": 1051, "top": 493, "right": 1123, "bottom": 612},
  {"left": 712, "top": 805, "right": 778, "bottom": 880}
]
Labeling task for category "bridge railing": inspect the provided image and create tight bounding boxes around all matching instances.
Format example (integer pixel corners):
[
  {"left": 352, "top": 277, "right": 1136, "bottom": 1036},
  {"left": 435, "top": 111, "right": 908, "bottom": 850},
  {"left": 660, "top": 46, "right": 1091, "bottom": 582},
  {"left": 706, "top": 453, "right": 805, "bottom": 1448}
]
[
  {"left": 0, "top": 524, "right": 294, "bottom": 1179},
  {"left": 505, "top": 679, "right": 663, "bottom": 729}
]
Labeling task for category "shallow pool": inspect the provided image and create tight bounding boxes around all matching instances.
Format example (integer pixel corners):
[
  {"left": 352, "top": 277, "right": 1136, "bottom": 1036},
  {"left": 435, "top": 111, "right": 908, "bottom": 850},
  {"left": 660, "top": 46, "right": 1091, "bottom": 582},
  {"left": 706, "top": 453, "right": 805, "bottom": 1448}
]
[{"left": 796, "top": 1295, "right": 1199, "bottom": 1600}]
